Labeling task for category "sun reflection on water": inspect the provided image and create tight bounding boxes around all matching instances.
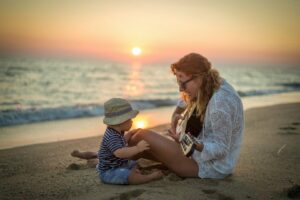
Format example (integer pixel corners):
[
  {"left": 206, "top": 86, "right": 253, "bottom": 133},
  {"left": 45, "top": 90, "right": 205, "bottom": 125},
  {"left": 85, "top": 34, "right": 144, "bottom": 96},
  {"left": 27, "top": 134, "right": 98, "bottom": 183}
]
[{"left": 124, "top": 63, "right": 145, "bottom": 97}]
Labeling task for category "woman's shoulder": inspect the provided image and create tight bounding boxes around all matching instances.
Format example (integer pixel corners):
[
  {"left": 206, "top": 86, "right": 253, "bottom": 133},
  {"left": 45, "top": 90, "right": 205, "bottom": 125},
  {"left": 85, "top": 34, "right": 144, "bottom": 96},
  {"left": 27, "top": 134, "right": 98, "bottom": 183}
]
[
  {"left": 209, "top": 79, "right": 242, "bottom": 112},
  {"left": 214, "top": 79, "right": 240, "bottom": 100}
]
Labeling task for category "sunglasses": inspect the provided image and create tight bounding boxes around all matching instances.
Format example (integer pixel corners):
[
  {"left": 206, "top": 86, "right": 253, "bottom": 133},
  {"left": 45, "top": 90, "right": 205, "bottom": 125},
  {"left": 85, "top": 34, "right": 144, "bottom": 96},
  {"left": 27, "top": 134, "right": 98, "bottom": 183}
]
[{"left": 177, "top": 76, "right": 195, "bottom": 91}]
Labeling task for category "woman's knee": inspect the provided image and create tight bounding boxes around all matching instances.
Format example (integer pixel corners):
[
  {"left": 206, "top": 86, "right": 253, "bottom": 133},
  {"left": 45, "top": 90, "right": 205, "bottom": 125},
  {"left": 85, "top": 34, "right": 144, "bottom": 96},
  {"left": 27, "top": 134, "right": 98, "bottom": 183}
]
[
  {"left": 135, "top": 129, "right": 149, "bottom": 138},
  {"left": 169, "top": 159, "right": 199, "bottom": 178},
  {"left": 129, "top": 129, "right": 146, "bottom": 146},
  {"left": 130, "top": 129, "right": 156, "bottom": 144}
]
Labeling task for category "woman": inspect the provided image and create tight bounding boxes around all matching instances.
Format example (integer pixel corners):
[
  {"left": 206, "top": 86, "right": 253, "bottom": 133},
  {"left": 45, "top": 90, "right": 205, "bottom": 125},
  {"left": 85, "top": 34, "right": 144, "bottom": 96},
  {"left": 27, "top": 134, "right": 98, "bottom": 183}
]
[{"left": 129, "top": 52, "right": 244, "bottom": 179}]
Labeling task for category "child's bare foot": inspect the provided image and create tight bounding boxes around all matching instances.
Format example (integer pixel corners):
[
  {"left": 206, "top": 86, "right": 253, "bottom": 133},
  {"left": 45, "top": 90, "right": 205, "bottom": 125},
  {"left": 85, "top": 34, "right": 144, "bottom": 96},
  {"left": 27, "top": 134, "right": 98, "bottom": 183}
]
[
  {"left": 128, "top": 169, "right": 164, "bottom": 184},
  {"left": 149, "top": 170, "right": 164, "bottom": 180},
  {"left": 71, "top": 150, "right": 80, "bottom": 158},
  {"left": 71, "top": 150, "right": 98, "bottom": 160}
]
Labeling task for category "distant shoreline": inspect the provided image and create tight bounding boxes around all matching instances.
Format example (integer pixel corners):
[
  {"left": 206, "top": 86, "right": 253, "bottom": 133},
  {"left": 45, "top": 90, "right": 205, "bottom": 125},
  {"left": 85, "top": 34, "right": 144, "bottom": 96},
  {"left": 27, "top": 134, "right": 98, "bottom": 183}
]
[
  {"left": 0, "top": 91, "right": 299, "bottom": 150},
  {"left": 1, "top": 90, "right": 300, "bottom": 127}
]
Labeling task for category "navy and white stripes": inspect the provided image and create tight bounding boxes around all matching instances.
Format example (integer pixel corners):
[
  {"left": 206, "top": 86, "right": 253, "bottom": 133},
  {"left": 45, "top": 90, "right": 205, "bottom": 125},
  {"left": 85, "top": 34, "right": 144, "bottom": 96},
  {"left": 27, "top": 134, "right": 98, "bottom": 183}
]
[{"left": 97, "top": 128, "right": 129, "bottom": 173}]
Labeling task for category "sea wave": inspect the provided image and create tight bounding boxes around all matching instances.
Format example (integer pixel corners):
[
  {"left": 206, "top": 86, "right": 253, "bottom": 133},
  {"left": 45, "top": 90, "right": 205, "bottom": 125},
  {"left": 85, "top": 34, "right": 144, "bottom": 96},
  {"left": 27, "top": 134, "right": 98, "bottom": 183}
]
[
  {"left": 1, "top": 85, "right": 299, "bottom": 127},
  {"left": 237, "top": 82, "right": 300, "bottom": 97},
  {"left": 0, "top": 99, "right": 177, "bottom": 127},
  {"left": 279, "top": 82, "right": 300, "bottom": 89},
  {"left": 237, "top": 89, "right": 291, "bottom": 97}
]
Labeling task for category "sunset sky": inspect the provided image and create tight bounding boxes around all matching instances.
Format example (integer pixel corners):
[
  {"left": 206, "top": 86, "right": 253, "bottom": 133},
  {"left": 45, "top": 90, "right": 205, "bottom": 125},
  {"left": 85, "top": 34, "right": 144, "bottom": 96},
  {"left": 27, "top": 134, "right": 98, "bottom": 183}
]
[{"left": 0, "top": 0, "right": 299, "bottom": 63}]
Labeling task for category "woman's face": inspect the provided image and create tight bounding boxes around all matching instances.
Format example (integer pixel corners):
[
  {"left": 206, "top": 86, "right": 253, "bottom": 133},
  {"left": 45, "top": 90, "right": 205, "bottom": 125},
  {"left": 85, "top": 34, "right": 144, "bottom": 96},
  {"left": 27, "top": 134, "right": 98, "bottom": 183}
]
[{"left": 175, "top": 71, "right": 202, "bottom": 100}]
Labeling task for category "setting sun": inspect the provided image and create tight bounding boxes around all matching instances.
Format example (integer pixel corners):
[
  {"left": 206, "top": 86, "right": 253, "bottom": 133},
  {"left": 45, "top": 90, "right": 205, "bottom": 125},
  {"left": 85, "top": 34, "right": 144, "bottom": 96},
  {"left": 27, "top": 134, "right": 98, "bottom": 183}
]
[
  {"left": 131, "top": 47, "right": 142, "bottom": 56},
  {"left": 133, "top": 117, "right": 148, "bottom": 129},
  {"left": 136, "top": 120, "right": 146, "bottom": 128}
]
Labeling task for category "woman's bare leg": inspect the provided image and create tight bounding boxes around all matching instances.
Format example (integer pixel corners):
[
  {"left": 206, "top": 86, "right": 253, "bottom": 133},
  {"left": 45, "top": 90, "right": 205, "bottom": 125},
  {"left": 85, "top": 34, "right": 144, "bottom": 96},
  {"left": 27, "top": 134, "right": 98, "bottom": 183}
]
[
  {"left": 130, "top": 129, "right": 199, "bottom": 178},
  {"left": 71, "top": 150, "right": 98, "bottom": 160}
]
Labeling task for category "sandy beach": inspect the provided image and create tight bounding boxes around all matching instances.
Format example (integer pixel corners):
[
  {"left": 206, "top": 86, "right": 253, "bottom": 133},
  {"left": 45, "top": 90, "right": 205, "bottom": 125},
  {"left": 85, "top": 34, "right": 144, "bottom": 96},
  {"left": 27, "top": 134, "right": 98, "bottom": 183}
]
[{"left": 1, "top": 95, "right": 300, "bottom": 199}]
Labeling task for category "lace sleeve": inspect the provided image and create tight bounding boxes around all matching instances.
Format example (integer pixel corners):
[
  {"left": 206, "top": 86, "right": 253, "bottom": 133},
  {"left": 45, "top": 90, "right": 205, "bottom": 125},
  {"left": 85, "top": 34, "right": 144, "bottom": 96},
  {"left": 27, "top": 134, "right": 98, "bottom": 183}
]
[
  {"left": 176, "top": 98, "right": 186, "bottom": 109},
  {"left": 200, "top": 109, "right": 232, "bottom": 161}
]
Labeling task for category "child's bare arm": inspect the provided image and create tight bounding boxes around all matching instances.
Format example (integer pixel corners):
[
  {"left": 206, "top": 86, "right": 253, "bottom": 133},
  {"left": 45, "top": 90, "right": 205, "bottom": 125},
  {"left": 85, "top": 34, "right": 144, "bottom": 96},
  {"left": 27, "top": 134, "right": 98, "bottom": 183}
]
[{"left": 114, "top": 140, "right": 149, "bottom": 159}]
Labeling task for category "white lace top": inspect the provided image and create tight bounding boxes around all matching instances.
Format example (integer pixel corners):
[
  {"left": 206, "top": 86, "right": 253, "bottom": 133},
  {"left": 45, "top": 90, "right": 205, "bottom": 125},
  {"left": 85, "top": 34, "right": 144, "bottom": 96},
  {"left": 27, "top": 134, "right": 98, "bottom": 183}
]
[{"left": 177, "top": 79, "right": 244, "bottom": 179}]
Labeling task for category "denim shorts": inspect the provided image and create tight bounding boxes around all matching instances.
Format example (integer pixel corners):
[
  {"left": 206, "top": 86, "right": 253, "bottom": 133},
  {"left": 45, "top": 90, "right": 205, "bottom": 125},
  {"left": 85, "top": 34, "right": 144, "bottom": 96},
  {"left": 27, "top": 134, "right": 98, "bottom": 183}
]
[{"left": 99, "top": 160, "right": 137, "bottom": 185}]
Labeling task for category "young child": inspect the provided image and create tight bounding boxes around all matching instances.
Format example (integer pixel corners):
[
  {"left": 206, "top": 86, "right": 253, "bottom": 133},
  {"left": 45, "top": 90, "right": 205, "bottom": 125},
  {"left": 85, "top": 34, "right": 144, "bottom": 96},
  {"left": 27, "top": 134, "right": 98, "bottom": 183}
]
[{"left": 97, "top": 98, "right": 163, "bottom": 185}]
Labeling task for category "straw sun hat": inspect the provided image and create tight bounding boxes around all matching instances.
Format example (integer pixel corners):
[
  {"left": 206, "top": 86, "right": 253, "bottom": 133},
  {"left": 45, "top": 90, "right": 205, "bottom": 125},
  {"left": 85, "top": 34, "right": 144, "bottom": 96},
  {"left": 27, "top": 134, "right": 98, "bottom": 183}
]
[{"left": 103, "top": 98, "right": 139, "bottom": 125}]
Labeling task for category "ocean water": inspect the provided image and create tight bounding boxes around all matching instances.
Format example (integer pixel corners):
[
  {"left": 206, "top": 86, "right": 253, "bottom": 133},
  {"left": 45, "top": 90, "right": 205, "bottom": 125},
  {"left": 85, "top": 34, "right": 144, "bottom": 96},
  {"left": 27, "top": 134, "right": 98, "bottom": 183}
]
[{"left": 0, "top": 56, "right": 299, "bottom": 126}]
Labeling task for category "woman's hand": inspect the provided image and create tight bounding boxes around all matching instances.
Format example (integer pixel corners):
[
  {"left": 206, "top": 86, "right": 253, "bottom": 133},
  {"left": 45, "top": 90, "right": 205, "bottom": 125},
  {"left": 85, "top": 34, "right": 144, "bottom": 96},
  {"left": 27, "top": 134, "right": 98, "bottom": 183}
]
[
  {"left": 170, "top": 113, "right": 184, "bottom": 135},
  {"left": 194, "top": 142, "right": 204, "bottom": 152},
  {"left": 187, "top": 132, "right": 204, "bottom": 152},
  {"left": 167, "top": 129, "right": 180, "bottom": 143}
]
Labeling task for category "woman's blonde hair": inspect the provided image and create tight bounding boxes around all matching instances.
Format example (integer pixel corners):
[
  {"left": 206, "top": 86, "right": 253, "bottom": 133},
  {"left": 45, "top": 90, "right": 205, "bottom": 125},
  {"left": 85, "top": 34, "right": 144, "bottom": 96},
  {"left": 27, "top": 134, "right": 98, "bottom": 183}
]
[{"left": 171, "top": 53, "right": 221, "bottom": 122}]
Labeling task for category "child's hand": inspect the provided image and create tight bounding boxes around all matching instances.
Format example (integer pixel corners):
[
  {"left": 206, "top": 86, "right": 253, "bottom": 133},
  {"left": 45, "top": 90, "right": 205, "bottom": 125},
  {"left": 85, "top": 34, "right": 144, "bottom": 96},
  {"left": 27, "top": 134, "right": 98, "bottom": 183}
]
[
  {"left": 136, "top": 140, "right": 150, "bottom": 152},
  {"left": 125, "top": 128, "right": 142, "bottom": 143}
]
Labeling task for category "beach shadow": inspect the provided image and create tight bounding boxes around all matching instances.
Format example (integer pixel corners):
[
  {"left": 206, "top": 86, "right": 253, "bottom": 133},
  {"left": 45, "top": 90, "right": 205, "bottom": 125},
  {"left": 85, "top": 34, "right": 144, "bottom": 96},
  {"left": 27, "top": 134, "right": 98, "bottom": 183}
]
[
  {"left": 202, "top": 188, "right": 234, "bottom": 200},
  {"left": 222, "top": 175, "right": 234, "bottom": 182},
  {"left": 279, "top": 127, "right": 297, "bottom": 131},
  {"left": 164, "top": 172, "right": 184, "bottom": 181},
  {"left": 201, "top": 176, "right": 235, "bottom": 200},
  {"left": 202, "top": 179, "right": 220, "bottom": 186},
  {"left": 278, "top": 123, "right": 299, "bottom": 135},
  {"left": 202, "top": 189, "right": 217, "bottom": 194},
  {"left": 284, "top": 184, "right": 300, "bottom": 199},
  {"left": 67, "top": 158, "right": 98, "bottom": 170},
  {"left": 217, "top": 193, "right": 235, "bottom": 200},
  {"left": 109, "top": 189, "right": 145, "bottom": 200},
  {"left": 66, "top": 163, "right": 88, "bottom": 170}
]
